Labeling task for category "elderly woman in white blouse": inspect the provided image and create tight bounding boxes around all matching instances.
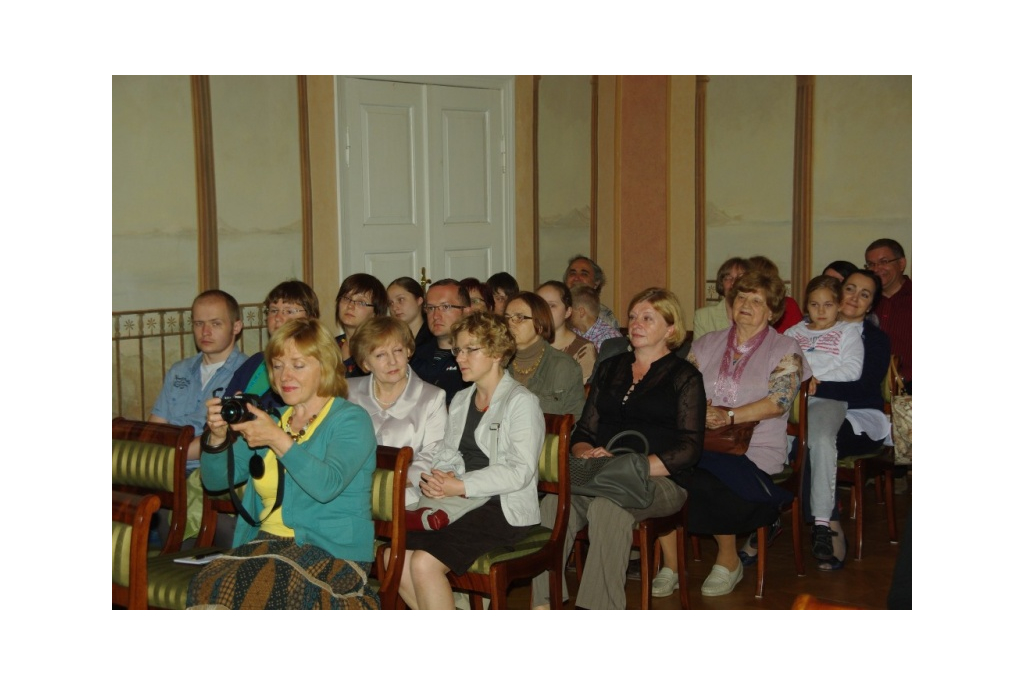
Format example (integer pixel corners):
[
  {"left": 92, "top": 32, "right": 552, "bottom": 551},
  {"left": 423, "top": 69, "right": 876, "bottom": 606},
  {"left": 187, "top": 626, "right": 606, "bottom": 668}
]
[{"left": 347, "top": 317, "right": 447, "bottom": 507}]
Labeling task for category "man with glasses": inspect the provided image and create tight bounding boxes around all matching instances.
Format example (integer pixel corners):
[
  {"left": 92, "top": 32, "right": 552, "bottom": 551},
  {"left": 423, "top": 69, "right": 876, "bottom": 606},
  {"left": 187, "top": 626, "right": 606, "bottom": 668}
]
[
  {"left": 149, "top": 289, "right": 248, "bottom": 465},
  {"left": 411, "top": 278, "right": 471, "bottom": 405},
  {"left": 865, "top": 238, "right": 912, "bottom": 392}
]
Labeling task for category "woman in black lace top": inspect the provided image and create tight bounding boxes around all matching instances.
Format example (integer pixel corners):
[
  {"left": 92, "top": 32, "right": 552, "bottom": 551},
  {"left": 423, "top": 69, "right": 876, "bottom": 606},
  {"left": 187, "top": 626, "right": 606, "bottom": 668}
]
[{"left": 531, "top": 288, "right": 704, "bottom": 610}]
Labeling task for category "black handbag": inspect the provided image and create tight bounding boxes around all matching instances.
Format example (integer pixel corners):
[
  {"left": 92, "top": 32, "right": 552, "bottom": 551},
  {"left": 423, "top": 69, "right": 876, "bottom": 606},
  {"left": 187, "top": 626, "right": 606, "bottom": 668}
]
[{"left": 568, "top": 430, "right": 656, "bottom": 509}]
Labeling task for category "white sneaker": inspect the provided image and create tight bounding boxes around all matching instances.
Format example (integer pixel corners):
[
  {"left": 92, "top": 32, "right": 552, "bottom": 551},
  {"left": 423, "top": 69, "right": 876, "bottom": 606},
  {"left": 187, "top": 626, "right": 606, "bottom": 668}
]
[{"left": 651, "top": 567, "right": 679, "bottom": 598}]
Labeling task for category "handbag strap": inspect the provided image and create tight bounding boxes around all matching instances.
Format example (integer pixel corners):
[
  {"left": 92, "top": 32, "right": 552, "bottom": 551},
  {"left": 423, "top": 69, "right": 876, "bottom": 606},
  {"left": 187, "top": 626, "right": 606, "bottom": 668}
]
[
  {"left": 605, "top": 429, "right": 649, "bottom": 456},
  {"left": 888, "top": 355, "right": 906, "bottom": 397}
]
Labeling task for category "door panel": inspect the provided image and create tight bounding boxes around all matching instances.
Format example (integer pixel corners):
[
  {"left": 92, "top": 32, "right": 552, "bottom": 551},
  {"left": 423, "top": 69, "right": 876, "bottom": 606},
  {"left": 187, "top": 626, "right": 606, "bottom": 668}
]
[{"left": 341, "top": 78, "right": 507, "bottom": 288}]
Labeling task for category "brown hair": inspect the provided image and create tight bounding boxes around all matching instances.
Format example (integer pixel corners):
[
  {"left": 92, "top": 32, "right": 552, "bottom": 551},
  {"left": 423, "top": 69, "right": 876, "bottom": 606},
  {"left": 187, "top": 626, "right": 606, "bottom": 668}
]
[
  {"left": 727, "top": 272, "right": 787, "bottom": 325},
  {"left": 349, "top": 317, "right": 416, "bottom": 372},
  {"left": 505, "top": 291, "right": 555, "bottom": 344},
  {"left": 334, "top": 273, "right": 388, "bottom": 326},
  {"left": 802, "top": 275, "right": 842, "bottom": 315},
  {"left": 715, "top": 257, "right": 751, "bottom": 297},
  {"left": 264, "top": 280, "right": 320, "bottom": 320}
]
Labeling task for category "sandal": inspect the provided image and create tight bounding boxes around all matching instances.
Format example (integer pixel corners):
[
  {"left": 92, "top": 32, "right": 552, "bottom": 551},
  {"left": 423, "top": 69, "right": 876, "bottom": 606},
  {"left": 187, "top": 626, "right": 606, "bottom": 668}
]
[{"left": 738, "top": 517, "right": 783, "bottom": 567}]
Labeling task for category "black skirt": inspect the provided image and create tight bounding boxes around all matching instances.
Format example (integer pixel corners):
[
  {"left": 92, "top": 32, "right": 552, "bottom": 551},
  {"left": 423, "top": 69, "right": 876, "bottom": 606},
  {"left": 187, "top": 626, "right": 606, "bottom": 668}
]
[
  {"left": 405, "top": 498, "right": 531, "bottom": 575},
  {"left": 676, "top": 450, "right": 789, "bottom": 535}
]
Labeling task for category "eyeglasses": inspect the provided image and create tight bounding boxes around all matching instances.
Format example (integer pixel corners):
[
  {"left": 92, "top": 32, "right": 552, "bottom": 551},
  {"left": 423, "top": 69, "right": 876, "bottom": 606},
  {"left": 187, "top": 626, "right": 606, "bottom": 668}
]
[
  {"left": 503, "top": 313, "right": 533, "bottom": 324},
  {"left": 424, "top": 303, "right": 467, "bottom": 313},
  {"left": 470, "top": 297, "right": 486, "bottom": 306},
  {"left": 340, "top": 296, "right": 374, "bottom": 309},
  {"left": 865, "top": 257, "right": 901, "bottom": 269},
  {"left": 452, "top": 346, "right": 484, "bottom": 358},
  {"left": 264, "top": 307, "right": 306, "bottom": 318}
]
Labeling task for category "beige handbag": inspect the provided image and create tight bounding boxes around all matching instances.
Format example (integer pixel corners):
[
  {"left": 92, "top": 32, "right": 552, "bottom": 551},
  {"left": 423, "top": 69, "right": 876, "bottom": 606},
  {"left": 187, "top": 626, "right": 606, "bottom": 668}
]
[{"left": 889, "top": 357, "right": 912, "bottom": 465}]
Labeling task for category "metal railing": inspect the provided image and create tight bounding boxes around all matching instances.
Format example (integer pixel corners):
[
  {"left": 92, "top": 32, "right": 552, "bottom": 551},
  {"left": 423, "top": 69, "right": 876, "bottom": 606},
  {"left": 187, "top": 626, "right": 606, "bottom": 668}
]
[{"left": 112, "top": 303, "right": 268, "bottom": 420}]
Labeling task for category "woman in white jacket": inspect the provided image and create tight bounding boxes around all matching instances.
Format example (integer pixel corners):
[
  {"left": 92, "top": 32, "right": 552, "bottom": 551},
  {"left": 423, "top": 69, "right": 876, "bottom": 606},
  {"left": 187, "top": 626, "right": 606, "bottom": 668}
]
[{"left": 395, "top": 311, "right": 545, "bottom": 610}]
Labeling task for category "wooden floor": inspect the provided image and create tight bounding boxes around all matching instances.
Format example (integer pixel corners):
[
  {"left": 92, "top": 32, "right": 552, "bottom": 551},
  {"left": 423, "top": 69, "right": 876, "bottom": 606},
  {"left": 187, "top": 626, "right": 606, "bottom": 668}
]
[{"left": 502, "top": 482, "right": 911, "bottom": 610}]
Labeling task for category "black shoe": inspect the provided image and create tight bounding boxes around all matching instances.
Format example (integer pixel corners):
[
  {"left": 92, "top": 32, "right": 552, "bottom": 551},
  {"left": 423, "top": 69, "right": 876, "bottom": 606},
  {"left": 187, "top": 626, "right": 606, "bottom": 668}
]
[{"left": 811, "top": 525, "right": 835, "bottom": 561}]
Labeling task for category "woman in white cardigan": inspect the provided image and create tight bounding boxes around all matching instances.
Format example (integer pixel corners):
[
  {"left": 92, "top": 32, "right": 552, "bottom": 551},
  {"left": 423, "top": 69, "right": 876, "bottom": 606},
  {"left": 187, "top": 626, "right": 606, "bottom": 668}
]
[
  {"left": 393, "top": 311, "right": 545, "bottom": 610},
  {"left": 346, "top": 317, "right": 447, "bottom": 509}
]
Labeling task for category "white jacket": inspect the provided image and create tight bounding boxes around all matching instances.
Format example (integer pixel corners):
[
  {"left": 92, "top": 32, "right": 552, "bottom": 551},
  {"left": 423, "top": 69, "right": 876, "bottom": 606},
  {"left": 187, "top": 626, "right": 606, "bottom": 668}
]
[{"left": 434, "top": 372, "right": 544, "bottom": 527}]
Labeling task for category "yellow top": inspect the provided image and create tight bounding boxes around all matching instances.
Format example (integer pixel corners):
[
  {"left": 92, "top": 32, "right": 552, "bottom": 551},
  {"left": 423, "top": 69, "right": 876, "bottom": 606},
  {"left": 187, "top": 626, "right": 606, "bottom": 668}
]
[{"left": 253, "top": 399, "right": 335, "bottom": 537}]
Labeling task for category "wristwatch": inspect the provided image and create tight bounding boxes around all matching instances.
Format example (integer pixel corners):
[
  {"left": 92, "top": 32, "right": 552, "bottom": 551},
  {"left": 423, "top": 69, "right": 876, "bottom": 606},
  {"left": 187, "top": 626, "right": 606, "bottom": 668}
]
[{"left": 727, "top": 409, "right": 735, "bottom": 425}]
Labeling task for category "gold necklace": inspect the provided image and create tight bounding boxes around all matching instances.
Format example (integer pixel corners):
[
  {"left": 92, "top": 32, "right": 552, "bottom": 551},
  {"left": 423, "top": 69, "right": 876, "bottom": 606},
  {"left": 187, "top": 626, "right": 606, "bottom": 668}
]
[{"left": 512, "top": 345, "right": 545, "bottom": 379}]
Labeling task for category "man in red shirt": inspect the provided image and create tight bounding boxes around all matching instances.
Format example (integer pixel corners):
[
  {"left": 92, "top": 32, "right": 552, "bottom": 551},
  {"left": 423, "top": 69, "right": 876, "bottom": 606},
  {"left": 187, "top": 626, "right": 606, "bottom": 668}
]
[{"left": 865, "top": 238, "right": 911, "bottom": 393}]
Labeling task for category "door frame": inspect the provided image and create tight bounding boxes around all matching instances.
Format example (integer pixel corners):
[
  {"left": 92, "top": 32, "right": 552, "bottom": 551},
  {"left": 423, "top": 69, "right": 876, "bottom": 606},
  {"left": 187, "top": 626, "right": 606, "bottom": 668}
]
[{"left": 333, "top": 75, "right": 516, "bottom": 280}]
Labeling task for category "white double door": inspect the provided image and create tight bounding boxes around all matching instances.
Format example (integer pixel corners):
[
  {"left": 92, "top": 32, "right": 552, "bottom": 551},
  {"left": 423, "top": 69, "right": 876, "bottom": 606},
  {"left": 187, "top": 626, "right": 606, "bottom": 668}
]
[{"left": 339, "top": 77, "right": 511, "bottom": 289}]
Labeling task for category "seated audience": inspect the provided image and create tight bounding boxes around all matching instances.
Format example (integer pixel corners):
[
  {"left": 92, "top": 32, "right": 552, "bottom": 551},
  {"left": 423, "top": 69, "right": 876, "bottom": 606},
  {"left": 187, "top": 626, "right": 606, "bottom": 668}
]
[
  {"left": 224, "top": 279, "right": 319, "bottom": 412},
  {"left": 387, "top": 277, "right": 432, "bottom": 352},
  {"left": 486, "top": 272, "right": 520, "bottom": 316},
  {"left": 570, "top": 284, "right": 623, "bottom": 353},
  {"left": 149, "top": 289, "right": 247, "bottom": 463},
  {"left": 564, "top": 254, "right": 619, "bottom": 329},
  {"left": 865, "top": 238, "right": 911, "bottom": 392},
  {"left": 504, "top": 291, "right": 585, "bottom": 420},
  {"left": 694, "top": 257, "right": 749, "bottom": 341},
  {"left": 334, "top": 273, "right": 388, "bottom": 377},
  {"left": 347, "top": 317, "right": 447, "bottom": 508},
  {"left": 802, "top": 269, "right": 891, "bottom": 571},
  {"left": 460, "top": 277, "right": 495, "bottom": 313},
  {"left": 536, "top": 280, "right": 597, "bottom": 383},
  {"left": 188, "top": 319, "right": 379, "bottom": 609},
  {"left": 747, "top": 255, "right": 803, "bottom": 333},
  {"left": 532, "top": 288, "right": 702, "bottom": 610},
  {"left": 410, "top": 279, "right": 471, "bottom": 405},
  {"left": 392, "top": 312, "right": 545, "bottom": 610},
  {"left": 678, "top": 271, "right": 810, "bottom": 597}
]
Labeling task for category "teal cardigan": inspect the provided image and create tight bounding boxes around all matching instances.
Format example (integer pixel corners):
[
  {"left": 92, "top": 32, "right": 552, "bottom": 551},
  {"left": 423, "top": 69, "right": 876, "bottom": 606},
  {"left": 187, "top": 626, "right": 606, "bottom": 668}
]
[{"left": 199, "top": 397, "right": 377, "bottom": 562}]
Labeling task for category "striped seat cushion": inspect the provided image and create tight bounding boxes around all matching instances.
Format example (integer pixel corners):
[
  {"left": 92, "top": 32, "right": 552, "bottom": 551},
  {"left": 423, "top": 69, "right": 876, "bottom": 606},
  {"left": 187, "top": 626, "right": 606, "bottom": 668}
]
[
  {"left": 836, "top": 446, "right": 889, "bottom": 470},
  {"left": 112, "top": 521, "right": 134, "bottom": 587},
  {"left": 147, "top": 548, "right": 219, "bottom": 609},
  {"left": 371, "top": 468, "right": 396, "bottom": 522},
  {"left": 464, "top": 524, "right": 552, "bottom": 575}
]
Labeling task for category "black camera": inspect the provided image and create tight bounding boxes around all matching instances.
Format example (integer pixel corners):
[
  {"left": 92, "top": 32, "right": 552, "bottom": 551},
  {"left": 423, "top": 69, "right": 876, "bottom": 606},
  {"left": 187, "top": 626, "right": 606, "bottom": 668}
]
[{"left": 220, "top": 393, "right": 262, "bottom": 424}]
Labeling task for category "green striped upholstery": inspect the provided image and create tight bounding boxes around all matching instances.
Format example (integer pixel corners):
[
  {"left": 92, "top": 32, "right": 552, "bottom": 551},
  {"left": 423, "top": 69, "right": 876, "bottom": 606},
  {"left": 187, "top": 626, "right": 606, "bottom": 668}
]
[
  {"left": 836, "top": 449, "right": 886, "bottom": 470},
  {"left": 112, "top": 439, "right": 176, "bottom": 491},
  {"left": 772, "top": 464, "right": 793, "bottom": 485},
  {"left": 112, "top": 521, "right": 133, "bottom": 587},
  {"left": 464, "top": 524, "right": 553, "bottom": 575},
  {"left": 147, "top": 549, "right": 211, "bottom": 609},
  {"left": 371, "top": 468, "right": 396, "bottom": 522},
  {"left": 538, "top": 433, "right": 560, "bottom": 483}
]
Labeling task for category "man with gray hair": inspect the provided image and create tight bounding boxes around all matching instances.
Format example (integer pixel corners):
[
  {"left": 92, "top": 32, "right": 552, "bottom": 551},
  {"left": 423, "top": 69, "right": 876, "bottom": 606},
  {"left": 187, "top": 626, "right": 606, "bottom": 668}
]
[
  {"left": 570, "top": 285, "right": 623, "bottom": 353},
  {"left": 564, "top": 254, "right": 619, "bottom": 329}
]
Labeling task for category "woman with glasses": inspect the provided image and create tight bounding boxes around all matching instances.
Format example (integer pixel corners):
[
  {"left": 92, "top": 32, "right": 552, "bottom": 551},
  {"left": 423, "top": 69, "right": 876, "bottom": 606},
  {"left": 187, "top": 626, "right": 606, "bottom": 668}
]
[
  {"left": 504, "top": 291, "right": 585, "bottom": 420},
  {"left": 693, "top": 257, "right": 750, "bottom": 341},
  {"left": 189, "top": 319, "right": 379, "bottom": 609},
  {"left": 486, "top": 272, "right": 520, "bottom": 316},
  {"left": 224, "top": 279, "right": 319, "bottom": 412},
  {"left": 460, "top": 277, "right": 495, "bottom": 313},
  {"left": 334, "top": 273, "right": 388, "bottom": 377},
  {"left": 391, "top": 311, "right": 545, "bottom": 609}
]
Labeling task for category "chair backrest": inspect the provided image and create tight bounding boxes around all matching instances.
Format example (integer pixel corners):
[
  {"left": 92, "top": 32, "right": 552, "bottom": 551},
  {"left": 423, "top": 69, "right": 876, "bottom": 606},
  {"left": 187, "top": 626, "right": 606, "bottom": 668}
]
[
  {"left": 371, "top": 445, "right": 413, "bottom": 609},
  {"left": 784, "top": 380, "right": 811, "bottom": 488},
  {"left": 112, "top": 491, "right": 160, "bottom": 610},
  {"left": 112, "top": 418, "right": 193, "bottom": 553},
  {"left": 541, "top": 413, "right": 574, "bottom": 550}
]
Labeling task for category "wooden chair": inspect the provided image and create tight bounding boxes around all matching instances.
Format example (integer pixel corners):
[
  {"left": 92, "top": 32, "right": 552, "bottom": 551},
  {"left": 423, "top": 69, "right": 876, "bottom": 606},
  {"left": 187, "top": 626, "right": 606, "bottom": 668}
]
[
  {"left": 791, "top": 593, "right": 863, "bottom": 610},
  {"left": 112, "top": 491, "right": 160, "bottom": 609},
  {"left": 835, "top": 356, "right": 901, "bottom": 559},
  {"left": 690, "top": 378, "right": 810, "bottom": 599},
  {"left": 111, "top": 418, "right": 193, "bottom": 554},
  {"left": 372, "top": 445, "right": 413, "bottom": 610},
  {"left": 573, "top": 506, "right": 689, "bottom": 610},
  {"left": 446, "top": 413, "right": 574, "bottom": 609}
]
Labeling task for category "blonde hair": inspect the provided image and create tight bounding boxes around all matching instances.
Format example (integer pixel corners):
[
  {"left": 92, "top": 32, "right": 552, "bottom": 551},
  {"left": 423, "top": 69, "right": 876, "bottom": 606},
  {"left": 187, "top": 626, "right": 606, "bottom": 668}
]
[
  {"left": 350, "top": 317, "right": 416, "bottom": 372},
  {"left": 627, "top": 288, "right": 686, "bottom": 349},
  {"left": 265, "top": 319, "right": 348, "bottom": 399},
  {"left": 450, "top": 311, "right": 517, "bottom": 367}
]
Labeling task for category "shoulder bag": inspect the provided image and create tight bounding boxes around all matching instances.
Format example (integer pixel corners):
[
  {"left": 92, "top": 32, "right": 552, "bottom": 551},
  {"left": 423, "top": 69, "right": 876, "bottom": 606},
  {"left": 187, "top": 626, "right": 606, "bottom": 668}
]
[{"left": 569, "top": 430, "right": 656, "bottom": 509}]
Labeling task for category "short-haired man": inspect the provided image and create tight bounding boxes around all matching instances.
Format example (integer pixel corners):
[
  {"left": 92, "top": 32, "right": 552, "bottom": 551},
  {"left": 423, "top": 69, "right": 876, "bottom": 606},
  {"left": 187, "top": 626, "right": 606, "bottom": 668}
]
[
  {"left": 865, "top": 238, "right": 912, "bottom": 392},
  {"left": 410, "top": 278, "right": 471, "bottom": 405},
  {"left": 569, "top": 284, "right": 623, "bottom": 353},
  {"left": 149, "top": 289, "right": 247, "bottom": 462},
  {"left": 564, "top": 255, "right": 620, "bottom": 329}
]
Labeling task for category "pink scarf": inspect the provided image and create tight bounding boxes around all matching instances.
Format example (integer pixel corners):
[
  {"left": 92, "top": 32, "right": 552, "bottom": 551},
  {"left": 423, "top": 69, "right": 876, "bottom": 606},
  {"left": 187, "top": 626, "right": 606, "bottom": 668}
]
[{"left": 714, "top": 325, "right": 770, "bottom": 406}]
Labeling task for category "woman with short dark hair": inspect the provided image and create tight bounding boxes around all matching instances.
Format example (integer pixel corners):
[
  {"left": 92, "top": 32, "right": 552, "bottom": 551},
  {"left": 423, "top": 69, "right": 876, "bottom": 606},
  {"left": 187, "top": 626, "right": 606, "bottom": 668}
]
[{"left": 334, "top": 273, "right": 387, "bottom": 377}]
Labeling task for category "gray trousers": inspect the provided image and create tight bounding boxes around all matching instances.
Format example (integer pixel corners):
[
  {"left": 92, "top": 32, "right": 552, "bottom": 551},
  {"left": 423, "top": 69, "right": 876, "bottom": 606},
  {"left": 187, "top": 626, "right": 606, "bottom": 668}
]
[
  {"left": 531, "top": 476, "right": 687, "bottom": 610},
  {"left": 807, "top": 396, "right": 848, "bottom": 521}
]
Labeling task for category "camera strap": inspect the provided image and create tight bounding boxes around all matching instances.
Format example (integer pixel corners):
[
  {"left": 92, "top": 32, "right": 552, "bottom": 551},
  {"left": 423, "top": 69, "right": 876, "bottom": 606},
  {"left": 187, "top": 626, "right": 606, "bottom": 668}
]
[{"left": 227, "top": 439, "right": 284, "bottom": 529}]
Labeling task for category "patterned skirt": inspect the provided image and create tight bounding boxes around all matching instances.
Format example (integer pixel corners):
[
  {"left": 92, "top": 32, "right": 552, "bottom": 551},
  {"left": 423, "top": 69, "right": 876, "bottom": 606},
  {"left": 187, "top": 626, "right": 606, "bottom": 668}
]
[{"left": 187, "top": 533, "right": 380, "bottom": 610}]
